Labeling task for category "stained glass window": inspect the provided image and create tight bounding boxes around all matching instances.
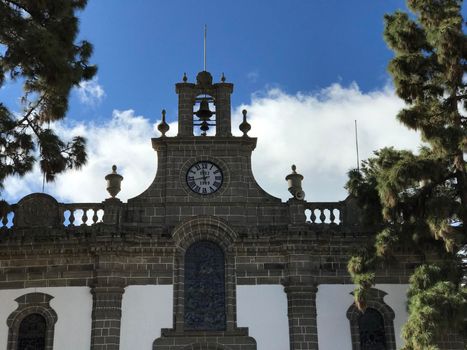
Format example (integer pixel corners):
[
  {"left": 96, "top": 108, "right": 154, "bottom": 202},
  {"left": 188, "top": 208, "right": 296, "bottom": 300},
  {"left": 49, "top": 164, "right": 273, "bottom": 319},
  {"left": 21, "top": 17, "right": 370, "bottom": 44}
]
[
  {"left": 184, "top": 240, "right": 226, "bottom": 330},
  {"left": 17, "top": 313, "right": 46, "bottom": 350},
  {"left": 358, "top": 308, "right": 387, "bottom": 350}
]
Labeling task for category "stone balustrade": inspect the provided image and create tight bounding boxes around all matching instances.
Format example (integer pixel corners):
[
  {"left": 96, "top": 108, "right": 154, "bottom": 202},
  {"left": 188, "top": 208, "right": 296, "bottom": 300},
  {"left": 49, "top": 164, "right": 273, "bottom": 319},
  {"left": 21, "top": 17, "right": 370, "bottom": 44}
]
[
  {"left": 304, "top": 201, "right": 344, "bottom": 225},
  {"left": 0, "top": 197, "right": 106, "bottom": 229},
  {"left": 1, "top": 193, "right": 356, "bottom": 230},
  {"left": 60, "top": 203, "right": 105, "bottom": 227}
]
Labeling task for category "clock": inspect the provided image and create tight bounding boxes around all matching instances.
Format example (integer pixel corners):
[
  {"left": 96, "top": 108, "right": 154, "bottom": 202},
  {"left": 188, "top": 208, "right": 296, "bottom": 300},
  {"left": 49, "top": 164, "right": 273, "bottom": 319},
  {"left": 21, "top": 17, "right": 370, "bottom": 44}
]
[{"left": 186, "top": 161, "right": 223, "bottom": 195}]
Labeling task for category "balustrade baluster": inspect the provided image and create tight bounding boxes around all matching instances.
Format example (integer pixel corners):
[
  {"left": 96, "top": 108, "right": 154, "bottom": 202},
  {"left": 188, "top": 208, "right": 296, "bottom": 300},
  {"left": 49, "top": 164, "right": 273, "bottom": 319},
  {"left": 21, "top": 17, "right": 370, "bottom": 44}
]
[
  {"left": 82, "top": 209, "right": 88, "bottom": 226},
  {"left": 310, "top": 209, "right": 316, "bottom": 223},
  {"left": 330, "top": 208, "right": 336, "bottom": 223},
  {"left": 92, "top": 209, "right": 98, "bottom": 224},
  {"left": 319, "top": 208, "right": 326, "bottom": 223},
  {"left": 69, "top": 210, "right": 75, "bottom": 226}
]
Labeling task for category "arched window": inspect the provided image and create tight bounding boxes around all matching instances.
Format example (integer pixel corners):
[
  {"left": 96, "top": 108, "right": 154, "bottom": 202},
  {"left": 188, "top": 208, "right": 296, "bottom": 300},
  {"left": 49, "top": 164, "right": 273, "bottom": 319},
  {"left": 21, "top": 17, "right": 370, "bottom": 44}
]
[
  {"left": 7, "top": 293, "right": 57, "bottom": 350},
  {"left": 358, "top": 308, "right": 387, "bottom": 350},
  {"left": 346, "top": 288, "right": 397, "bottom": 350},
  {"left": 184, "top": 240, "right": 226, "bottom": 330},
  {"left": 17, "top": 313, "right": 47, "bottom": 350}
]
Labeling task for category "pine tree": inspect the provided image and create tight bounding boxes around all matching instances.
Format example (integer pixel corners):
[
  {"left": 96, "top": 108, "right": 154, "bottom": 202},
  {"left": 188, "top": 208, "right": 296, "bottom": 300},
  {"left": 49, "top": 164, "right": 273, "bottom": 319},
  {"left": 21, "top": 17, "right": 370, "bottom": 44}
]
[
  {"left": 345, "top": 1, "right": 467, "bottom": 348},
  {"left": 0, "top": 0, "right": 96, "bottom": 210}
]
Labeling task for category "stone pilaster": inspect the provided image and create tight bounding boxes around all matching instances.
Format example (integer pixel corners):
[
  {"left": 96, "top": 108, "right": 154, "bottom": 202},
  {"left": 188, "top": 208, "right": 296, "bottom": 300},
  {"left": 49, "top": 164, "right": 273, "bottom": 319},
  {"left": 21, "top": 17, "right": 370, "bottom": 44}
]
[
  {"left": 175, "top": 83, "right": 195, "bottom": 136},
  {"left": 215, "top": 83, "right": 233, "bottom": 136},
  {"left": 90, "top": 286, "right": 125, "bottom": 350},
  {"left": 102, "top": 198, "right": 123, "bottom": 225},
  {"left": 284, "top": 283, "right": 319, "bottom": 350},
  {"left": 287, "top": 199, "right": 306, "bottom": 225}
]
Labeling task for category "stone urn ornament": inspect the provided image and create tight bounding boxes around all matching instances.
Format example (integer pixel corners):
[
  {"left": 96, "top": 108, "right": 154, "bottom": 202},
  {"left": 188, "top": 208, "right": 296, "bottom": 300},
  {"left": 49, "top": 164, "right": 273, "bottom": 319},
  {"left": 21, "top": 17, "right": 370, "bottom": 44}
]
[
  {"left": 105, "top": 165, "right": 123, "bottom": 198},
  {"left": 285, "top": 165, "right": 305, "bottom": 200}
]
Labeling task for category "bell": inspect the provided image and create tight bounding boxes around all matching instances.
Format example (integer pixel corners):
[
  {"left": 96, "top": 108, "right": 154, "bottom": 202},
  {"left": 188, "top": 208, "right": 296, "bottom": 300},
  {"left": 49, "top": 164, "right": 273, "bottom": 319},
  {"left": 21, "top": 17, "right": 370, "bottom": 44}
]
[{"left": 195, "top": 99, "right": 214, "bottom": 121}]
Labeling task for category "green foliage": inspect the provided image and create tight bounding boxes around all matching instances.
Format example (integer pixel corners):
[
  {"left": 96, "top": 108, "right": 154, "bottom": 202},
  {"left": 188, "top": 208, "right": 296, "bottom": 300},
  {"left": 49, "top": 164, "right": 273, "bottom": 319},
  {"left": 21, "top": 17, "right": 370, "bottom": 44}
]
[
  {"left": 0, "top": 0, "right": 95, "bottom": 193},
  {"left": 402, "top": 264, "right": 467, "bottom": 350},
  {"left": 347, "top": 246, "right": 377, "bottom": 308},
  {"left": 375, "top": 227, "right": 400, "bottom": 257},
  {"left": 346, "top": 0, "right": 467, "bottom": 348}
]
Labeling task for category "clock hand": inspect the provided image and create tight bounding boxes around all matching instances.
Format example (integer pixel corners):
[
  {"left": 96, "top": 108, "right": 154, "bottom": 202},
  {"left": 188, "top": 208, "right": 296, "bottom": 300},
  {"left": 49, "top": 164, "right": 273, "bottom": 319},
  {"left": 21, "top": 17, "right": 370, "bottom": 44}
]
[{"left": 198, "top": 170, "right": 208, "bottom": 182}]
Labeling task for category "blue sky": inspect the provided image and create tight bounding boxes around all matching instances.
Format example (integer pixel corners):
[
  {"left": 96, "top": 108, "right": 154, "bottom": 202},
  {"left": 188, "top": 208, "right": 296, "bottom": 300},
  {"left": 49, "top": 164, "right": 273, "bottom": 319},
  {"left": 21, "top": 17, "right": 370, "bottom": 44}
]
[
  {"left": 69, "top": 0, "right": 408, "bottom": 122},
  {"left": 3, "top": 1, "right": 440, "bottom": 203}
]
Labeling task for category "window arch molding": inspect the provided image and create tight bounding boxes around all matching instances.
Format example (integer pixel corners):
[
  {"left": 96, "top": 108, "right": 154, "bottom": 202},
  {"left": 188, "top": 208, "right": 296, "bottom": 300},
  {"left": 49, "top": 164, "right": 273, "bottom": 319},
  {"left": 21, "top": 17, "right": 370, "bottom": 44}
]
[
  {"left": 346, "top": 288, "right": 397, "bottom": 350},
  {"left": 171, "top": 215, "right": 238, "bottom": 252},
  {"left": 7, "top": 292, "right": 58, "bottom": 350}
]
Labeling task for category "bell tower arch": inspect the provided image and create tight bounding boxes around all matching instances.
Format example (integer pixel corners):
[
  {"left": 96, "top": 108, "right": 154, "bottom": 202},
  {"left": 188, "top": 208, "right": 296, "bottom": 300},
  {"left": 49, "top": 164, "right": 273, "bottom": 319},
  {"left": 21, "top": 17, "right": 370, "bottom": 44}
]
[{"left": 175, "top": 71, "right": 233, "bottom": 137}]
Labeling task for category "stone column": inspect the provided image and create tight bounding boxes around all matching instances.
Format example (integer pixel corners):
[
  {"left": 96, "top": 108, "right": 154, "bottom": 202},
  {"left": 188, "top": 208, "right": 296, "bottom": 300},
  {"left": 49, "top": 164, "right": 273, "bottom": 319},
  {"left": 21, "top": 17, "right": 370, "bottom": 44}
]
[
  {"left": 90, "top": 286, "right": 125, "bottom": 350},
  {"left": 284, "top": 283, "right": 319, "bottom": 350}
]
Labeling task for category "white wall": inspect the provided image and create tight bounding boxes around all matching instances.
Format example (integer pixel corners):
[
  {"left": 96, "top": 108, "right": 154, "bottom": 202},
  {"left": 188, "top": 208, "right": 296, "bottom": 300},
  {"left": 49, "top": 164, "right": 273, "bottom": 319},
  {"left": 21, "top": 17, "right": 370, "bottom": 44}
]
[
  {"left": 0, "top": 284, "right": 408, "bottom": 350},
  {"left": 316, "top": 284, "right": 409, "bottom": 350},
  {"left": 378, "top": 284, "right": 410, "bottom": 349},
  {"left": 120, "top": 285, "right": 173, "bottom": 350},
  {"left": 0, "top": 287, "right": 92, "bottom": 350},
  {"left": 237, "top": 285, "right": 289, "bottom": 350}
]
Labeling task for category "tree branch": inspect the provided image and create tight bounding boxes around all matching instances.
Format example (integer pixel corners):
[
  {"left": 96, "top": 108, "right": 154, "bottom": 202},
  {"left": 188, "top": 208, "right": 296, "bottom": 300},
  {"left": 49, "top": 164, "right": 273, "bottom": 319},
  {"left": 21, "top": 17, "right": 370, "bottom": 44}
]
[{"left": 11, "top": 95, "right": 45, "bottom": 131}]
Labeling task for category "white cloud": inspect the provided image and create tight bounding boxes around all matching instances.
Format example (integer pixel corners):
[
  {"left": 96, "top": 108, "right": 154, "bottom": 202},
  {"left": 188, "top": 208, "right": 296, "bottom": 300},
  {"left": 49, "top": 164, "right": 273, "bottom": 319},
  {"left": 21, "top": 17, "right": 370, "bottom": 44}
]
[
  {"left": 3, "top": 82, "right": 422, "bottom": 204},
  {"left": 3, "top": 109, "right": 177, "bottom": 203},
  {"left": 76, "top": 77, "right": 105, "bottom": 106},
  {"left": 232, "top": 83, "right": 421, "bottom": 201}
]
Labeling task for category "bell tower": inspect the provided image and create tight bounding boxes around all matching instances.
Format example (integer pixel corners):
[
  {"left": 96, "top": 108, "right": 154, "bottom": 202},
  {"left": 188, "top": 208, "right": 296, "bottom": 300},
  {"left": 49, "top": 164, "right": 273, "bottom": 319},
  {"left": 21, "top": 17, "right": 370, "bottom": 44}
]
[
  {"left": 128, "top": 67, "right": 281, "bottom": 221},
  {"left": 176, "top": 71, "right": 233, "bottom": 137}
]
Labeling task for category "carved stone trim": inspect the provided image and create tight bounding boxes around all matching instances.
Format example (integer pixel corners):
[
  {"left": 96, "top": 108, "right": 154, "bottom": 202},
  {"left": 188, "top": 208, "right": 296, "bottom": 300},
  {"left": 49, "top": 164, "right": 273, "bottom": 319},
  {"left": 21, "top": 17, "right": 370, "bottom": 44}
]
[
  {"left": 7, "top": 292, "right": 58, "bottom": 350},
  {"left": 171, "top": 216, "right": 238, "bottom": 251},
  {"left": 15, "top": 193, "right": 60, "bottom": 228}
]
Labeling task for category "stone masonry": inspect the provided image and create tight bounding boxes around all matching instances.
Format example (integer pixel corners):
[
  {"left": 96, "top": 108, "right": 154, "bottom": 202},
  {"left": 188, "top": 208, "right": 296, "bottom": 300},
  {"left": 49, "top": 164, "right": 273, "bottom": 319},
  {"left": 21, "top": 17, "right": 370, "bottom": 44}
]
[{"left": 0, "top": 70, "right": 463, "bottom": 350}]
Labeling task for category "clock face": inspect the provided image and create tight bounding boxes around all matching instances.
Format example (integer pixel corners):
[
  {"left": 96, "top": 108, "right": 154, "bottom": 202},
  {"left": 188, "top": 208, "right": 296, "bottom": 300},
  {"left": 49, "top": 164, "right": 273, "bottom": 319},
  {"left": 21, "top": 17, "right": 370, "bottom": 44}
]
[{"left": 186, "top": 161, "right": 223, "bottom": 195}]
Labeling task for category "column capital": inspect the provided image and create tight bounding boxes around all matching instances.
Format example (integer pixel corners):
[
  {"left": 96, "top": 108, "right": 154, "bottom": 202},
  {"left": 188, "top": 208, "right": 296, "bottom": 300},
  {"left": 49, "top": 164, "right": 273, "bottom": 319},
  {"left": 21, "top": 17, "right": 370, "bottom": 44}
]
[
  {"left": 281, "top": 277, "right": 318, "bottom": 294},
  {"left": 91, "top": 285, "right": 125, "bottom": 295}
]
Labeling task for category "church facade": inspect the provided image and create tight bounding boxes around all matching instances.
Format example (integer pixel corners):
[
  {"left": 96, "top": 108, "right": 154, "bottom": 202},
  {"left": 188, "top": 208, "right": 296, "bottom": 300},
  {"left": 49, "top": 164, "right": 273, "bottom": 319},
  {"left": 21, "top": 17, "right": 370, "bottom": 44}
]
[{"left": 0, "top": 70, "right": 463, "bottom": 350}]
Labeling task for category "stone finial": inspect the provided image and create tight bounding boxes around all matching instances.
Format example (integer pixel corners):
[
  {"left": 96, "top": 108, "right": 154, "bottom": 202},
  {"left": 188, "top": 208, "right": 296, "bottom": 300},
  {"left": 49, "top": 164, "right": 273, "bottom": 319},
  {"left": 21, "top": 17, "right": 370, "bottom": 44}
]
[
  {"left": 182, "top": 72, "right": 188, "bottom": 82},
  {"left": 285, "top": 164, "right": 305, "bottom": 200},
  {"left": 105, "top": 165, "right": 123, "bottom": 198},
  {"left": 157, "top": 109, "right": 170, "bottom": 136},
  {"left": 221, "top": 72, "right": 226, "bottom": 82},
  {"left": 239, "top": 109, "right": 251, "bottom": 137}
]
